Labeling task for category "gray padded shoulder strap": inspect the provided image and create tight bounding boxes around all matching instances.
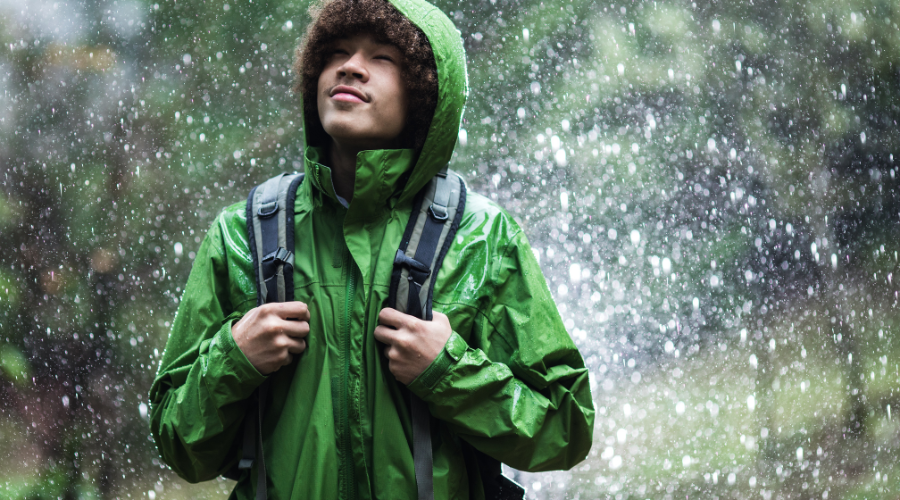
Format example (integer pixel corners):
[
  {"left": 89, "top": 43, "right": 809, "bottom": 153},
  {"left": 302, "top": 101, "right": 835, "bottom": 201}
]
[
  {"left": 388, "top": 169, "right": 467, "bottom": 500},
  {"left": 240, "top": 171, "right": 304, "bottom": 500},
  {"left": 248, "top": 172, "right": 304, "bottom": 306},
  {"left": 392, "top": 169, "right": 466, "bottom": 320}
]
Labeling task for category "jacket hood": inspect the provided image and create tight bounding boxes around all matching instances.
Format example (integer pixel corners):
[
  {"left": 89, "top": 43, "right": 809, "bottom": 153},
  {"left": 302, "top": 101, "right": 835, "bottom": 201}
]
[{"left": 301, "top": 0, "right": 468, "bottom": 210}]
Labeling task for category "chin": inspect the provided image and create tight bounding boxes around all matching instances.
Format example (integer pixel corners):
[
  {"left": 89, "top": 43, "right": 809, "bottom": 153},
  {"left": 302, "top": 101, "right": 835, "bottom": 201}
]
[{"left": 324, "top": 124, "right": 397, "bottom": 150}]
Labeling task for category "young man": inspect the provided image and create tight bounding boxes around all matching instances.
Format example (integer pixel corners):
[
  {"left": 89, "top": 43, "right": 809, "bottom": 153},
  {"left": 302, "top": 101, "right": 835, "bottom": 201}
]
[{"left": 149, "top": 0, "right": 595, "bottom": 498}]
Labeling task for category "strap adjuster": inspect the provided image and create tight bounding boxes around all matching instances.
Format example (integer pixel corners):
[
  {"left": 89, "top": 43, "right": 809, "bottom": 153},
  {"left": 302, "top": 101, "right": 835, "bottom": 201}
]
[
  {"left": 394, "top": 250, "right": 431, "bottom": 276},
  {"left": 428, "top": 204, "right": 448, "bottom": 221},
  {"left": 264, "top": 247, "right": 294, "bottom": 266},
  {"left": 257, "top": 201, "right": 278, "bottom": 218}
]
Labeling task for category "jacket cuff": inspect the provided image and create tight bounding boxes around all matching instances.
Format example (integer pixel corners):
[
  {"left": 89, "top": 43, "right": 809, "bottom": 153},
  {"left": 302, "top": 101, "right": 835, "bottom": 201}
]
[
  {"left": 408, "top": 331, "right": 468, "bottom": 396},
  {"left": 207, "top": 320, "right": 268, "bottom": 401}
]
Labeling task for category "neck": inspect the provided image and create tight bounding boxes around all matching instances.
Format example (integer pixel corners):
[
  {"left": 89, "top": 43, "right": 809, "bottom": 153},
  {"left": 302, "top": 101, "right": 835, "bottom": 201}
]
[{"left": 326, "top": 140, "right": 360, "bottom": 203}]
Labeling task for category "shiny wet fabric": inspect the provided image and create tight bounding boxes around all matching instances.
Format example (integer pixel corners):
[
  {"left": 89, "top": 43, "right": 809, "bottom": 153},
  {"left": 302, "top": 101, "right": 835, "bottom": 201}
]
[{"left": 148, "top": 0, "right": 595, "bottom": 498}]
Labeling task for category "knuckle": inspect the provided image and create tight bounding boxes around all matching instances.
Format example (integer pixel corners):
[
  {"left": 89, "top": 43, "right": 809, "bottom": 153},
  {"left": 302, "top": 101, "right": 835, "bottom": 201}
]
[{"left": 265, "top": 317, "right": 282, "bottom": 333}]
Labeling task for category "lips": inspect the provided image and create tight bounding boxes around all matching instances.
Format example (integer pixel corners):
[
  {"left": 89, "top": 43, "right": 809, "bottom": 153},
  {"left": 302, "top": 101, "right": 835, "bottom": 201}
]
[{"left": 330, "top": 85, "right": 368, "bottom": 103}]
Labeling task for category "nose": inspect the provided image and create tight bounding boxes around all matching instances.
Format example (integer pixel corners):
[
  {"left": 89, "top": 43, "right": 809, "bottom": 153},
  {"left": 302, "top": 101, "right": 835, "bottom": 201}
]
[{"left": 337, "top": 51, "right": 369, "bottom": 82}]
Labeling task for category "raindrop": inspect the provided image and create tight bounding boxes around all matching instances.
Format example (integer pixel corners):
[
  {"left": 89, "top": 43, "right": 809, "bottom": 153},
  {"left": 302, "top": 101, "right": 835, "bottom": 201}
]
[
  {"left": 554, "top": 149, "right": 567, "bottom": 167},
  {"left": 568, "top": 263, "right": 581, "bottom": 282}
]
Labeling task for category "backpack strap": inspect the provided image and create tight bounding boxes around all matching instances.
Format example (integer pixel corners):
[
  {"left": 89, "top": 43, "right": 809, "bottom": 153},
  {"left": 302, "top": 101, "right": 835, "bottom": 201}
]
[
  {"left": 247, "top": 173, "right": 305, "bottom": 306},
  {"left": 236, "top": 172, "right": 304, "bottom": 500},
  {"left": 389, "top": 168, "right": 466, "bottom": 320},
  {"left": 388, "top": 168, "right": 467, "bottom": 500}
]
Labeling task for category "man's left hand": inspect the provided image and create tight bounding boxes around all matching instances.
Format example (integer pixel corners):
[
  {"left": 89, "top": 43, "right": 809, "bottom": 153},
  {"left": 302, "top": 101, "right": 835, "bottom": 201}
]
[{"left": 373, "top": 308, "right": 452, "bottom": 385}]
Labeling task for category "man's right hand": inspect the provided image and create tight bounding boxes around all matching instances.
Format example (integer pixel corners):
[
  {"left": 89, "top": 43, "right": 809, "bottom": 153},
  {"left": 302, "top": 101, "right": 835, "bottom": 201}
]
[{"left": 231, "top": 301, "right": 311, "bottom": 375}]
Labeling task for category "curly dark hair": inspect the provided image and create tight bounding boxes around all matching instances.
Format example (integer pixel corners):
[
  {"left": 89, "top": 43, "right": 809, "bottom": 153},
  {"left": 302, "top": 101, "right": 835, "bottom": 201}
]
[{"left": 293, "top": 0, "right": 438, "bottom": 150}]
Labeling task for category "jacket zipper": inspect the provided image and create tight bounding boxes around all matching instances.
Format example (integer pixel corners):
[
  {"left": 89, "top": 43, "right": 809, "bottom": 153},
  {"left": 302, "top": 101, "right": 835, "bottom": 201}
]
[{"left": 340, "top": 256, "right": 358, "bottom": 500}]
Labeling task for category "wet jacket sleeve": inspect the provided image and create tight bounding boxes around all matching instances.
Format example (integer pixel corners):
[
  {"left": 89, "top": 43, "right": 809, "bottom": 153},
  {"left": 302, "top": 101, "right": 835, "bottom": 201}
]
[
  {"left": 148, "top": 217, "right": 266, "bottom": 482},
  {"left": 407, "top": 230, "right": 595, "bottom": 472}
]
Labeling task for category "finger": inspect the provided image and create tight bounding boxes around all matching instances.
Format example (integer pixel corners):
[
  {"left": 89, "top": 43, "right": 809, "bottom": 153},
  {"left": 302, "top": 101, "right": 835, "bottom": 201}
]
[
  {"left": 281, "top": 353, "right": 294, "bottom": 367},
  {"left": 432, "top": 311, "right": 450, "bottom": 327},
  {"left": 281, "top": 320, "right": 310, "bottom": 339},
  {"left": 267, "top": 301, "right": 311, "bottom": 321},
  {"left": 373, "top": 325, "right": 398, "bottom": 345},
  {"left": 378, "top": 307, "right": 410, "bottom": 329},
  {"left": 285, "top": 337, "right": 307, "bottom": 355}
]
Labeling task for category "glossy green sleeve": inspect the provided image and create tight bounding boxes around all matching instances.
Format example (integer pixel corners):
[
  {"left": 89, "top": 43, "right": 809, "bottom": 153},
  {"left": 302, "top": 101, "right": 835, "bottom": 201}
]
[
  {"left": 408, "top": 230, "right": 596, "bottom": 471},
  {"left": 148, "top": 217, "right": 266, "bottom": 482}
]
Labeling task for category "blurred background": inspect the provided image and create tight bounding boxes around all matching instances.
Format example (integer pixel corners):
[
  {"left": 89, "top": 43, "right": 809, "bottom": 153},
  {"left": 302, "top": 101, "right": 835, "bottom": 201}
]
[{"left": 1, "top": 0, "right": 899, "bottom": 498}]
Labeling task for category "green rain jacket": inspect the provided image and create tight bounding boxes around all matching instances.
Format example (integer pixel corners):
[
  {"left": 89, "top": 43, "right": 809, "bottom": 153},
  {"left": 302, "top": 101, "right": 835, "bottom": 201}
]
[{"left": 149, "top": 1, "right": 595, "bottom": 498}]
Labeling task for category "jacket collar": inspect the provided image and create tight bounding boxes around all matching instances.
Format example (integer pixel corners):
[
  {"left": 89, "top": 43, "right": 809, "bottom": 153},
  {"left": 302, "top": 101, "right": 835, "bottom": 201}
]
[{"left": 304, "top": 146, "right": 418, "bottom": 217}]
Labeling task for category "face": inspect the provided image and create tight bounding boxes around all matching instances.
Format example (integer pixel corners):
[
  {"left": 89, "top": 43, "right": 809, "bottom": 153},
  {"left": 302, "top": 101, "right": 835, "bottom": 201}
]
[{"left": 317, "top": 34, "right": 408, "bottom": 150}]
